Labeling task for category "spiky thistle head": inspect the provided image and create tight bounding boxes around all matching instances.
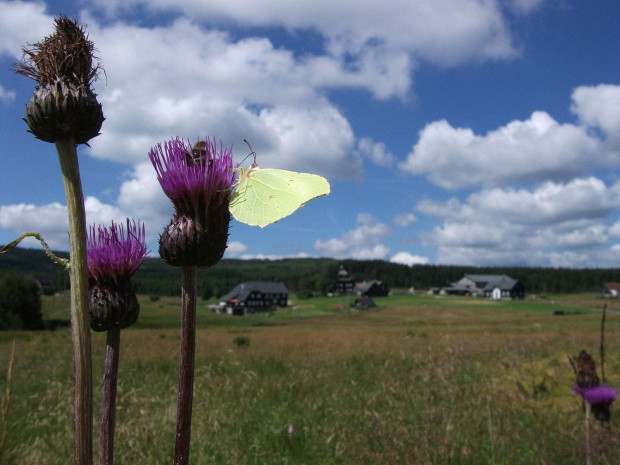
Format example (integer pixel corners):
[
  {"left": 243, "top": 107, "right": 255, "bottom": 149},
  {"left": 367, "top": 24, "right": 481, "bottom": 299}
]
[
  {"left": 573, "top": 384, "right": 618, "bottom": 422},
  {"left": 14, "top": 15, "right": 104, "bottom": 144},
  {"left": 87, "top": 219, "right": 148, "bottom": 331},
  {"left": 149, "top": 137, "right": 235, "bottom": 268}
]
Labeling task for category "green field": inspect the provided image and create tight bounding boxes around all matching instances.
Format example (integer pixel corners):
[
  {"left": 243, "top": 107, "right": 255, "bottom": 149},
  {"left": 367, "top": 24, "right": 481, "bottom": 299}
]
[{"left": 1, "top": 293, "right": 619, "bottom": 464}]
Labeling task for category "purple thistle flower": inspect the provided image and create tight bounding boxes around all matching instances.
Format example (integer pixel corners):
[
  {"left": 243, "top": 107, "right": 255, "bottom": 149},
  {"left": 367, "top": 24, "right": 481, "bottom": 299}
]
[
  {"left": 149, "top": 137, "right": 235, "bottom": 268},
  {"left": 87, "top": 219, "right": 148, "bottom": 331},
  {"left": 573, "top": 384, "right": 618, "bottom": 406},
  {"left": 149, "top": 137, "right": 235, "bottom": 218},
  {"left": 87, "top": 219, "right": 148, "bottom": 285},
  {"left": 573, "top": 383, "right": 617, "bottom": 422}
]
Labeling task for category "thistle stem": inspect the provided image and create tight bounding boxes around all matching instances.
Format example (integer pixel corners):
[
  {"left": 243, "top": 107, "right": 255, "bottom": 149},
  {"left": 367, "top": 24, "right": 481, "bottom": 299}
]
[
  {"left": 99, "top": 327, "right": 121, "bottom": 465},
  {"left": 174, "top": 266, "right": 198, "bottom": 465},
  {"left": 55, "top": 135, "right": 93, "bottom": 465},
  {"left": 585, "top": 402, "right": 592, "bottom": 465}
]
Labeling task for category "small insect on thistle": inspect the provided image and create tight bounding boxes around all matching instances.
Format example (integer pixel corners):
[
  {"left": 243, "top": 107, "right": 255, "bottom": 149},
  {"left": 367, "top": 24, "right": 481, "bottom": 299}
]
[{"left": 185, "top": 140, "right": 213, "bottom": 167}]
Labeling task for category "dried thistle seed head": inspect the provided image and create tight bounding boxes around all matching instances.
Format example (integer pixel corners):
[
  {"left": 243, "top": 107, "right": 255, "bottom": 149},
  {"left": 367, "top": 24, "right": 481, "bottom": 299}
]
[
  {"left": 15, "top": 15, "right": 104, "bottom": 144},
  {"left": 15, "top": 15, "right": 102, "bottom": 87},
  {"left": 575, "top": 350, "right": 600, "bottom": 388}
]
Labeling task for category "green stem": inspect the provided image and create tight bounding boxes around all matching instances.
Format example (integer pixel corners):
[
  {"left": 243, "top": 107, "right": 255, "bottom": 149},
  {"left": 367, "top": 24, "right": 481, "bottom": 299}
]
[
  {"left": 99, "top": 327, "right": 121, "bottom": 465},
  {"left": 174, "top": 266, "right": 197, "bottom": 465},
  {"left": 55, "top": 135, "right": 93, "bottom": 465},
  {"left": 585, "top": 402, "right": 592, "bottom": 465}
]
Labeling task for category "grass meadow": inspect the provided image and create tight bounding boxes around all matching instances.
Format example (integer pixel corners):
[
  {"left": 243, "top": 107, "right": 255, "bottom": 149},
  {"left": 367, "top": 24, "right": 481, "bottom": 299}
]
[{"left": 1, "top": 293, "right": 620, "bottom": 464}]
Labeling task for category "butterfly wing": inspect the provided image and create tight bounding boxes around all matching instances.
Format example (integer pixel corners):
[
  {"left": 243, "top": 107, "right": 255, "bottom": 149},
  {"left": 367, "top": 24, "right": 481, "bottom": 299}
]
[{"left": 229, "top": 168, "right": 330, "bottom": 228}]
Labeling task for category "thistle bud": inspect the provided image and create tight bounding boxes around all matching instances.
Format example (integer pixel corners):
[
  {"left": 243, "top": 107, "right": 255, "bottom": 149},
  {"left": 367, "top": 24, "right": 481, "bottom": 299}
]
[{"left": 14, "top": 15, "right": 104, "bottom": 144}]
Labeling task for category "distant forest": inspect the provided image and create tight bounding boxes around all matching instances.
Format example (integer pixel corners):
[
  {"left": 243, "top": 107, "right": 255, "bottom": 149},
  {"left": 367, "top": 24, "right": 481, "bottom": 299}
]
[{"left": 2, "top": 247, "right": 620, "bottom": 298}]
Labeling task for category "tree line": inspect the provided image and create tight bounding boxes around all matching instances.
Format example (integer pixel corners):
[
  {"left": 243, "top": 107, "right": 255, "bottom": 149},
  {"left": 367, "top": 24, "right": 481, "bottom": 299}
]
[{"left": 2, "top": 247, "right": 620, "bottom": 299}]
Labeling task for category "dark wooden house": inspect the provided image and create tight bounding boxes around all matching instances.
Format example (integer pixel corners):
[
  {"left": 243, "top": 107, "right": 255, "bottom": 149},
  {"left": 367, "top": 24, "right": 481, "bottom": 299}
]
[
  {"left": 333, "top": 266, "right": 355, "bottom": 295},
  {"left": 220, "top": 281, "right": 288, "bottom": 315},
  {"left": 358, "top": 280, "right": 389, "bottom": 297}
]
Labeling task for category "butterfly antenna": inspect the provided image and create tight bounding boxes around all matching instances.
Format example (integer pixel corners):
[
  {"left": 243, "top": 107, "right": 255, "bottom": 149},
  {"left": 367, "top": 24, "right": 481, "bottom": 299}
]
[{"left": 239, "top": 139, "right": 257, "bottom": 166}]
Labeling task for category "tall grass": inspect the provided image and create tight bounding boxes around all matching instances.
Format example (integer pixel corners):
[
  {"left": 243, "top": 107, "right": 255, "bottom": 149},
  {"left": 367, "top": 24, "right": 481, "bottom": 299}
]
[{"left": 0, "top": 294, "right": 618, "bottom": 464}]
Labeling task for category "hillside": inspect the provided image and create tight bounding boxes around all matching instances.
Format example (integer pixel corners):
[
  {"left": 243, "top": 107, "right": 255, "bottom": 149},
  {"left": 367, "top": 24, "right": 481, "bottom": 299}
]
[{"left": 2, "top": 246, "right": 620, "bottom": 297}]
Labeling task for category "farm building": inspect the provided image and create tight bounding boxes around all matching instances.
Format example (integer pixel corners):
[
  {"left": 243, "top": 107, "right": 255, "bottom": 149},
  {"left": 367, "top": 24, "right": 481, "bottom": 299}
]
[
  {"left": 441, "top": 274, "right": 524, "bottom": 300},
  {"left": 351, "top": 296, "right": 376, "bottom": 309},
  {"left": 357, "top": 280, "right": 389, "bottom": 297},
  {"left": 333, "top": 266, "right": 355, "bottom": 295},
  {"left": 600, "top": 282, "right": 620, "bottom": 298},
  {"left": 218, "top": 281, "right": 288, "bottom": 315}
]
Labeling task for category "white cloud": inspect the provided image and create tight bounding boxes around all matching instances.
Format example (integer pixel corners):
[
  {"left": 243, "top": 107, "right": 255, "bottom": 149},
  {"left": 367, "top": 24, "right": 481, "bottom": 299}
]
[
  {"left": 314, "top": 213, "right": 391, "bottom": 259},
  {"left": 506, "top": 0, "right": 545, "bottom": 15},
  {"left": 117, "top": 162, "right": 174, "bottom": 221},
  {"left": 608, "top": 221, "right": 620, "bottom": 238},
  {"left": 0, "top": 1, "right": 52, "bottom": 57},
  {"left": 70, "top": 17, "right": 361, "bottom": 179},
  {"left": 2, "top": 2, "right": 537, "bottom": 186},
  {"left": 416, "top": 177, "right": 620, "bottom": 267},
  {"left": 393, "top": 212, "right": 417, "bottom": 227},
  {"left": 400, "top": 111, "right": 601, "bottom": 189},
  {"left": 0, "top": 84, "right": 15, "bottom": 102},
  {"left": 91, "top": 0, "right": 521, "bottom": 67},
  {"left": 238, "top": 252, "right": 312, "bottom": 260},
  {"left": 418, "top": 177, "right": 619, "bottom": 226},
  {"left": 390, "top": 251, "right": 428, "bottom": 266},
  {"left": 0, "top": 196, "right": 132, "bottom": 250},
  {"left": 571, "top": 84, "right": 620, "bottom": 145},
  {"left": 356, "top": 137, "right": 396, "bottom": 167},
  {"left": 224, "top": 241, "right": 249, "bottom": 258},
  {"left": 0, "top": 201, "right": 68, "bottom": 248}
]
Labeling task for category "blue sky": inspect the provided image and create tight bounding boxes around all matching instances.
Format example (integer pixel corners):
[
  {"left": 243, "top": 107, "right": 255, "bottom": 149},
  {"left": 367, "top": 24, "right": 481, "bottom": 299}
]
[{"left": 1, "top": 0, "right": 620, "bottom": 267}]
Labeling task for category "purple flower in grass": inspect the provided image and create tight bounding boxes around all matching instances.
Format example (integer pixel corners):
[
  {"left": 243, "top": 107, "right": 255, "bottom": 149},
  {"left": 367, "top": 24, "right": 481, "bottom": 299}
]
[
  {"left": 574, "top": 384, "right": 618, "bottom": 405},
  {"left": 87, "top": 219, "right": 148, "bottom": 331},
  {"left": 574, "top": 384, "right": 618, "bottom": 422},
  {"left": 149, "top": 137, "right": 235, "bottom": 268}
]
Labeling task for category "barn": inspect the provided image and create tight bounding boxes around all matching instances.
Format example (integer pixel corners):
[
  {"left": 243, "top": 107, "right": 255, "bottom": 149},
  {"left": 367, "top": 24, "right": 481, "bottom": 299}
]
[{"left": 442, "top": 274, "right": 524, "bottom": 300}]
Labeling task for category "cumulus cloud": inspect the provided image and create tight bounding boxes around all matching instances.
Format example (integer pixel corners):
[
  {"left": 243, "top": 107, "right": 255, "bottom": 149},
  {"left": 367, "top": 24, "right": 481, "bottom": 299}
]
[
  {"left": 91, "top": 0, "right": 521, "bottom": 67},
  {"left": 393, "top": 212, "right": 417, "bottom": 227},
  {"left": 417, "top": 177, "right": 620, "bottom": 226},
  {"left": 400, "top": 111, "right": 601, "bottom": 189},
  {"left": 314, "top": 213, "right": 391, "bottom": 259},
  {"left": 401, "top": 85, "right": 620, "bottom": 190},
  {"left": 390, "top": 251, "right": 428, "bottom": 266},
  {"left": 224, "top": 241, "right": 249, "bottom": 258},
  {"left": 571, "top": 84, "right": 620, "bottom": 147},
  {"left": 0, "top": 197, "right": 133, "bottom": 250},
  {"left": 0, "top": 84, "right": 15, "bottom": 102},
  {"left": 356, "top": 137, "right": 396, "bottom": 167},
  {"left": 67, "top": 16, "right": 361, "bottom": 178},
  {"left": 0, "top": 0, "right": 52, "bottom": 57},
  {"left": 416, "top": 177, "right": 620, "bottom": 267}
]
